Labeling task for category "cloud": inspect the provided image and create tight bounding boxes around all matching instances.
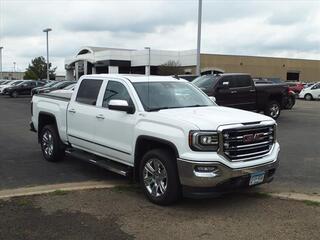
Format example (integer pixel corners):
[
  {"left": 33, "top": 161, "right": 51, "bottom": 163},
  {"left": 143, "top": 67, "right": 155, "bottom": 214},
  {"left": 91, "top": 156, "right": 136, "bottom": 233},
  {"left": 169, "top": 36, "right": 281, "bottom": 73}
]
[{"left": 0, "top": 0, "right": 320, "bottom": 74}]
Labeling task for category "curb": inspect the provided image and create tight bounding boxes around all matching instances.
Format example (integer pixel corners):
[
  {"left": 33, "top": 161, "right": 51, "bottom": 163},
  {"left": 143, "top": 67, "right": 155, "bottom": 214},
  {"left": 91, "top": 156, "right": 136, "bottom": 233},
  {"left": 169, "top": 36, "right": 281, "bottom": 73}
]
[
  {"left": 0, "top": 181, "right": 122, "bottom": 200},
  {"left": 1, "top": 181, "right": 319, "bottom": 204}
]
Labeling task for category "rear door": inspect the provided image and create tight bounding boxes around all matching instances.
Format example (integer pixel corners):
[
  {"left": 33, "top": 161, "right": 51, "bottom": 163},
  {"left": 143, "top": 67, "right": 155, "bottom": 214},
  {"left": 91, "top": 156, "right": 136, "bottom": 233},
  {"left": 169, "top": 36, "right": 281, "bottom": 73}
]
[{"left": 67, "top": 78, "right": 104, "bottom": 151}]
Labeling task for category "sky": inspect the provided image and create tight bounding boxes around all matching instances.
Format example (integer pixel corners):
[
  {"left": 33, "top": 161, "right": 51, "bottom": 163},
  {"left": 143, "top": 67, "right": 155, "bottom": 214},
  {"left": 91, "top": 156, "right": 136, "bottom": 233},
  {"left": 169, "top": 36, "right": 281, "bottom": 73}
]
[{"left": 0, "top": 0, "right": 320, "bottom": 74}]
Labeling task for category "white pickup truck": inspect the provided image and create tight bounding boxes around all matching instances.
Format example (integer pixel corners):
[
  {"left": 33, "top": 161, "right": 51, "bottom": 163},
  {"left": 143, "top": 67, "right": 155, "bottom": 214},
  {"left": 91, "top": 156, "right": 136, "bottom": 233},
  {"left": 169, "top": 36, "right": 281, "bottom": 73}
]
[{"left": 30, "top": 74, "right": 280, "bottom": 205}]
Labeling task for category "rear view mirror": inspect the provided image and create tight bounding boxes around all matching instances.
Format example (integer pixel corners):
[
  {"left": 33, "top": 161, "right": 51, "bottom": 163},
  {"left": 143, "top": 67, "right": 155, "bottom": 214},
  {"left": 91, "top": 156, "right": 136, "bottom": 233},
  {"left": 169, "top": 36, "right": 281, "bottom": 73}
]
[{"left": 108, "top": 100, "right": 135, "bottom": 114}]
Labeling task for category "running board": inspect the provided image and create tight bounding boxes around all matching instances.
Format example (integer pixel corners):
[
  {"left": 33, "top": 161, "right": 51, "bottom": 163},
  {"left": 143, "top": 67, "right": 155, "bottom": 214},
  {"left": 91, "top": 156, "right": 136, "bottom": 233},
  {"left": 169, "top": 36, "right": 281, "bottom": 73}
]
[{"left": 65, "top": 149, "right": 132, "bottom": 177}]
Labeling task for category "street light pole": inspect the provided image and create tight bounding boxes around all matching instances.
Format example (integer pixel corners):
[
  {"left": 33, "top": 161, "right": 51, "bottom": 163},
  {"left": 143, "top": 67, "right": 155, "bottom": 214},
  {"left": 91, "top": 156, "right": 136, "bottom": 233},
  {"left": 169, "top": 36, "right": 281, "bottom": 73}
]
[
  {"left": 144, "top": 47, "right": 151, "bottom": 76},
  {"left": 43, "top": 28, "right": 52, "bottom": 81},
  {"left": 196, "top": 0, "right": 202, "bottom": 76},
  {"left": 0, "top": 47, "right": 3, "bottom": 79}
]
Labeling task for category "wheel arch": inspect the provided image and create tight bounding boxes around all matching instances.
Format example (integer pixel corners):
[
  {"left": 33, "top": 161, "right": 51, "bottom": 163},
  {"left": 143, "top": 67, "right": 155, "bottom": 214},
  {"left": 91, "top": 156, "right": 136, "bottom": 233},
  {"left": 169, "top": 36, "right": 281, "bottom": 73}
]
[
  {"left": 134, "top": 135, "right": 180, "bottom": 181},
  {"left": 38, "top": 111, "right": 59, "bottom": 142}
]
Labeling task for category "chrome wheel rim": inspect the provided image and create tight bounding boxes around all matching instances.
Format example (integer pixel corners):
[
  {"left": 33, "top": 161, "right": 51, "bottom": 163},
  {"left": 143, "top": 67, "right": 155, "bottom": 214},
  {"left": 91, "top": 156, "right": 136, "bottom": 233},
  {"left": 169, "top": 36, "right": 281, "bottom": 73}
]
[
  {"left": 143, "top": 158, "right": 168, "bottom": 198},
  {"left": 270, "top": 104, "right": 279, "bottom": 118},
  {"left": 42, "top": 131, "right": 54, "bottom": 157}
]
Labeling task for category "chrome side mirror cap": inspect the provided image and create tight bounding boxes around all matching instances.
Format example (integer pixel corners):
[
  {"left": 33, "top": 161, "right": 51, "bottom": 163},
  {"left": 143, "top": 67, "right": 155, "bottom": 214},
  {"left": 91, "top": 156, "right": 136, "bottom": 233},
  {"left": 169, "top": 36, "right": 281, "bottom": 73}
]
[{"left": 209, "top": 96, "right": 216, "bottom": 102}]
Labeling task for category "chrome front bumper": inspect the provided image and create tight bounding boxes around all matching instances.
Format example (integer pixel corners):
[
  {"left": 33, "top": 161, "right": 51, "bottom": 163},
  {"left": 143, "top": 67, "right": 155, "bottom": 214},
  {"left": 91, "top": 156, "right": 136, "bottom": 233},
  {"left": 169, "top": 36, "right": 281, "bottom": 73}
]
[{"left": 177, "top": 157, "right": 279, "bottom": 188}]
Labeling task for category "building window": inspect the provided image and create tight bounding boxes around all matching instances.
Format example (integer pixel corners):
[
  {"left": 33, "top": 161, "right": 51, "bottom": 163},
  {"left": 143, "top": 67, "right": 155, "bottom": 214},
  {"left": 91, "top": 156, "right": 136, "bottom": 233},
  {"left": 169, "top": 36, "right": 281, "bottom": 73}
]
[{"left": 287, "top": 72, "right": 300, "bottom": 81}]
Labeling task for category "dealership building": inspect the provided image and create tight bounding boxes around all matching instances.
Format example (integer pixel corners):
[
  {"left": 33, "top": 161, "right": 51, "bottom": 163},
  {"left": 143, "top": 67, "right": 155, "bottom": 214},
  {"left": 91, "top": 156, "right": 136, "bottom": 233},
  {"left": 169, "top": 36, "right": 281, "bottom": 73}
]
[{"left": 65, "top": 46, "right": 320, "bottom": 82}]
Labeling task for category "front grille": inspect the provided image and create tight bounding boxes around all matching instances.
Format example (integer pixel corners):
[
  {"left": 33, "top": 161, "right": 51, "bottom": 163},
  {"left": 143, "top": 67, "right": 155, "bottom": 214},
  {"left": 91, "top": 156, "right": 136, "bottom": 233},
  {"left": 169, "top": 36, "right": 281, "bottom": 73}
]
[{"left": 222, "top": 125, "right": 275, "bottom": 161}]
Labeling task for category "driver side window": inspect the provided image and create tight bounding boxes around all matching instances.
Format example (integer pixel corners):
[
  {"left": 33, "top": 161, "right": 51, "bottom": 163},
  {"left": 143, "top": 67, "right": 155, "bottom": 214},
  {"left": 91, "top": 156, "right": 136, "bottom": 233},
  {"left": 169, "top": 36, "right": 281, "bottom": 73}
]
[{"left": 102, "top": 81, "right": 133, "bottom": 108}]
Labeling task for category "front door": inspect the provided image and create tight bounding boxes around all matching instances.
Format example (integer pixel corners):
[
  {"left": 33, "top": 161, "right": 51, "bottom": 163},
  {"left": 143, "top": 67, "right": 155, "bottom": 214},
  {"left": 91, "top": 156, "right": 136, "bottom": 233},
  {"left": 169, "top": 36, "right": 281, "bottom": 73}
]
[{"left": 94, "top": 79, "right": 136, "bottom": 165}]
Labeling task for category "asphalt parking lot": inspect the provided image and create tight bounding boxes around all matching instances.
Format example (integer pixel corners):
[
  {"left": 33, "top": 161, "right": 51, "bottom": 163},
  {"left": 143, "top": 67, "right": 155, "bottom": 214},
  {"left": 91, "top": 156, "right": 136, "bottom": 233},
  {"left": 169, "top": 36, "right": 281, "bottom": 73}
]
[{"left": 0, "top": 95, "right": 319, "bottom": 195}]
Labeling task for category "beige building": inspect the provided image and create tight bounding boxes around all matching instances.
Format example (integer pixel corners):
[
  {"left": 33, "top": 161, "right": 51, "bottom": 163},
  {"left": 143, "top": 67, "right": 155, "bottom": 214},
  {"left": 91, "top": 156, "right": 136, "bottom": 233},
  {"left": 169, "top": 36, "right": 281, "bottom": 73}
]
[
  {"left": 201, "top": 54, "right": 320, "bottom": 82},
  {"left": 0, "top": 71, "right": 25, "bottom": 80}
]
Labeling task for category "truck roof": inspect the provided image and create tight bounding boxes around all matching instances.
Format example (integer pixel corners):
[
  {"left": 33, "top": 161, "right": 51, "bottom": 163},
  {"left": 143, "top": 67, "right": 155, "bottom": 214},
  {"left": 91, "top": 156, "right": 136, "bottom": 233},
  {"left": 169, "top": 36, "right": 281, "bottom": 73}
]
[{"left": 81, "top": 74, "right": 185, "bottom": 83}]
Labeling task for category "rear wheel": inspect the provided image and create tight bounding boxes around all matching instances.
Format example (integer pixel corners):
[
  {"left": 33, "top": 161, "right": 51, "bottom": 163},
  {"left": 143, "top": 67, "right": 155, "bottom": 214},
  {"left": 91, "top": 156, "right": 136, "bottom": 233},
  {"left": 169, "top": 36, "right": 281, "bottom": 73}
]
[
  {"left": 264, "top": 101, "right": 281, "bottom": 119},
  {"left": 140, "top": 149, "right": 181, "bottom": 205},
  {"left": 40, "top": 125, "right": 65, "bottom": 162},
  {"left": 304, "top": 94, "right": 313, "bottom": 101}
]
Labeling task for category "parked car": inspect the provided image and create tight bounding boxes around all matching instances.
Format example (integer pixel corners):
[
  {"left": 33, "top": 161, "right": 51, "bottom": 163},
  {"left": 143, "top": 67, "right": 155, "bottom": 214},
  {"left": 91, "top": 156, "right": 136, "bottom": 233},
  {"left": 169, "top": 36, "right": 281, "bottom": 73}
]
[
  {"left": 299, "top": 82, "right": 320, "bottom": 100},
  {"left": 31, "top": 81, "right": 57, "bottom": 96},
  {"left": 286, "top": 82, "right": 304, "bottom": 94},
  {"left": 32, "top": 81, "right": 75, "bottom": 95},
  {"left": 30, "top": 74, "right": 280, "bottom": 205},
  {"left": 3, "top": 80, "right": 46, "bottom": 97},
  {"left": 0, "top": 80, "right": 24, "bottom": 94},
  {"left": 192, "top": 74, "right": 289, "bottom": 119}
]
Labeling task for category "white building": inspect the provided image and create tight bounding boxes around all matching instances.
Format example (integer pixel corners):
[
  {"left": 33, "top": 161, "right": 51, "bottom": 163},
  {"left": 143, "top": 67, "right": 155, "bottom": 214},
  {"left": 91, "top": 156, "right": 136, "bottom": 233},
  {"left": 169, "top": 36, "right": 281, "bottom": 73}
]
[{"left": 65, "top": 47, "right": 197, "bottom": 80}]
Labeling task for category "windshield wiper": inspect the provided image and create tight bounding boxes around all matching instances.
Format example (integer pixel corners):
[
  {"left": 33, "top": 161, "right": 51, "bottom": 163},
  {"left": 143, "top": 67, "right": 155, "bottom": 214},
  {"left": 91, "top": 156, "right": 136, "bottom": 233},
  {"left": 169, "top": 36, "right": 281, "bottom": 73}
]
[
  {"left": 181, "top": 104, "right": 208, "bottom": 108},
  {"left": 148, "top": 107, "right": 179, "bottom": 112}
]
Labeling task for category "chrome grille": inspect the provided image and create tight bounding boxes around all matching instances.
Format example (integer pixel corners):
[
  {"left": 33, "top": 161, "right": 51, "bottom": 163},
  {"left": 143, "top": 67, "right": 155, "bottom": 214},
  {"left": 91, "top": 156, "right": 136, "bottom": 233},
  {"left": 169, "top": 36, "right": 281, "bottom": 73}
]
[{"left": 222, "top": 125, "right": 275, "bottom": 161}]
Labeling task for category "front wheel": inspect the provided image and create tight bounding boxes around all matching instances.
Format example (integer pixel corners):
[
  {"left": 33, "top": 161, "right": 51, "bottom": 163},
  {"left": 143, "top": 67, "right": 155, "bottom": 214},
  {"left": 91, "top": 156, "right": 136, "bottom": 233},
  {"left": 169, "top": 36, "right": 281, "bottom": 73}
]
[
  {"left": 264, "top": 101, "right": 281, "bottom": 119},
  {"left": 284, "top": 96, "right": 295, "bottom": 109},
  {"left": 11, "top": 91, "right": 18, "bottom": 98},
  {"left": 40, "top": 125, "right": 65, "bottom": 162},
  {"left": 140, "top": 149, "right": 181, "bottom": 205},
  {"left": 304, "top": 94, "right": 313, "bottom": 101}
]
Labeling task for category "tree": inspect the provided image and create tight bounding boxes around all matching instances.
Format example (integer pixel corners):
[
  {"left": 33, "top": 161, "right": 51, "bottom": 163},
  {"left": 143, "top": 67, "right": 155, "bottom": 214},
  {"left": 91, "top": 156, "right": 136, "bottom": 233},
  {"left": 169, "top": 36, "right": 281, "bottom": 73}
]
[
  {"left": 157, "top": 60, "right": 184, "bottom": 76},
  {"left": 24, "top": 56, "right": 56, "bottom": 80}
]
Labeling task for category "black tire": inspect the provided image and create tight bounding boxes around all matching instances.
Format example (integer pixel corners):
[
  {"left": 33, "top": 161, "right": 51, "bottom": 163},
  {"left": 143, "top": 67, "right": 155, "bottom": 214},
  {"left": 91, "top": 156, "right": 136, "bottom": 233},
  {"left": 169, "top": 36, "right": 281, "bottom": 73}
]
[
  {"left": 11, "top": 91, "right": 18, "bottom": 98},
  {"left": 284, "top": 96, "right": 295, "bottom": 109},
  {"left": 139, "top": 148, "right": 181, "bottom": 205},
  {"left": 40, "top": 125, "right": 65, "bottom": 162},
  {"left": 304, "top": 94, "right": 313, "bottom": 101},
  {"left": 264, "top": 101, "right": 281, "bottom": 119}
]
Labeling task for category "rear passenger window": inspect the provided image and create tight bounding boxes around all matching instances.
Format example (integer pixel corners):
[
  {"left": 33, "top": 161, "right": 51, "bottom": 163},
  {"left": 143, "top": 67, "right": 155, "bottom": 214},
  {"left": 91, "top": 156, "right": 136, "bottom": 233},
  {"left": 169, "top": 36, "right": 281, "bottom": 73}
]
[
  {"left": 230, "top": 75, "right": 252, "bottom": 88},
  {"left": 102, "top": 81, "right": 133, "bottom": 108},
  {"left": 76, "top": 79, "right": 102, "bottom": 105}
]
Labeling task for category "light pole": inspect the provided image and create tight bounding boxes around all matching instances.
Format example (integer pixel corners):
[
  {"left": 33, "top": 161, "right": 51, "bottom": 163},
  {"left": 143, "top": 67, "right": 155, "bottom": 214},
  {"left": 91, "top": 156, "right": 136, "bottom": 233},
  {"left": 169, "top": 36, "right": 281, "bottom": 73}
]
[
  {"left": 43, "top": 28, "right": 52, "bottom": 81},
  {"left": 196, "top": 0, "right": 202, "bottom": 76},
  {"left": 0, "top": 47, "right": 3, "bottom": 79},
  {"left": 144, "top": 47, "right": 151, "bottom": 76}
]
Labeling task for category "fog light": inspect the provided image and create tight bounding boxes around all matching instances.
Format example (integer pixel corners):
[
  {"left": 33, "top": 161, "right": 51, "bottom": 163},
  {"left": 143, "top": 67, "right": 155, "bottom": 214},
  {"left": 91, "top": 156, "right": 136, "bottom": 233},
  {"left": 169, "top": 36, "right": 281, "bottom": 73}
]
[
  {"left": 195, "top": 166, "right": 217, "bottom": 172},
  {"left": 194, "top": 166, "right": 220, "bottom": 178}
]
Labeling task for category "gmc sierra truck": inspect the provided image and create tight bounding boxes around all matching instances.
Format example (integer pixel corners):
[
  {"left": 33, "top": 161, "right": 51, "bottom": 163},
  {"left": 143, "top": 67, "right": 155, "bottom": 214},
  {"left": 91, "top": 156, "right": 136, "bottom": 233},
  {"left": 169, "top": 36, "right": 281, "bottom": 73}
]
[
  {"left": 30, "top": 74, "right": 280, "bottom": 205},
  {"left": 192, "top": 73, "right": 289, "bottom": 119}
]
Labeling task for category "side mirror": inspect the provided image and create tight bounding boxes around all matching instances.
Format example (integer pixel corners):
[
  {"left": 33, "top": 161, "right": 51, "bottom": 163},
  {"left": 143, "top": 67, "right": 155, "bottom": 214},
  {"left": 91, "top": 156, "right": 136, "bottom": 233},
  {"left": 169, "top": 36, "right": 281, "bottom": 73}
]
[
  {"left": 218, "top": 81, "right": 229, "bottom": 90},
  {"left": 108, "top": 100, "right": 135, "bottom": 114},
  {"left": 209, "top": 96, "right": 216, "bottom": 102}
]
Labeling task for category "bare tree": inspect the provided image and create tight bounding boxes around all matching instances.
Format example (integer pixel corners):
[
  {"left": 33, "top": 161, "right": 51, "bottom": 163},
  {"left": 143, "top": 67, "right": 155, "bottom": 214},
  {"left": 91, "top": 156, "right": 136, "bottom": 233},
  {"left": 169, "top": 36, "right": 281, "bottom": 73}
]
[{"left": 157, "top": 60, "right": 184, "bottom": 76}]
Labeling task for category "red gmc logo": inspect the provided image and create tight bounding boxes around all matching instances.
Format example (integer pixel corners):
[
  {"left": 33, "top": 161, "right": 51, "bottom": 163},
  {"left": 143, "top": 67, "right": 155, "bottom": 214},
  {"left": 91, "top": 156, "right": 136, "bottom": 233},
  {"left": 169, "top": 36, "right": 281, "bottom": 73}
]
[{"left": 243, "top": 133, "right": 264, "bottom": 143}]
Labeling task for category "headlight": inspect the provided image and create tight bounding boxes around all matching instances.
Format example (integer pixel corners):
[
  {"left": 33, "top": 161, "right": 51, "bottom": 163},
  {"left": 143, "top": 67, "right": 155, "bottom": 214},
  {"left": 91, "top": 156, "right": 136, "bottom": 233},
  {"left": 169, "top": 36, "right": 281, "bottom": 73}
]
[{"left": 189, "top": 131, "right": 219, "bottom": 151}]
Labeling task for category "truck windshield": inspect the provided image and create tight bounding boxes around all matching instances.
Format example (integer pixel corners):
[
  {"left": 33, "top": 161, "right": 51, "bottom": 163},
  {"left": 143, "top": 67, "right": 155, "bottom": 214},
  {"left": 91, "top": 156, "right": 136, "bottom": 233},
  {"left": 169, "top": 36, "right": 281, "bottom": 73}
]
[
  {"left": 133, "top": 81, "right": 215, "bottom": 111},
  {"left": 192, "top": 75, "right": 220, "bottom": 92}
]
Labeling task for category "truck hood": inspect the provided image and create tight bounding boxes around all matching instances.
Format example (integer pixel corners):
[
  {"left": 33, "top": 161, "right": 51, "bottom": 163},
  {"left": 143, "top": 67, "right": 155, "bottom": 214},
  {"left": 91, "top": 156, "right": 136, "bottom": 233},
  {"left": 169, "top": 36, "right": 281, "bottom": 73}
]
[{"left": 156, "top": 106, "right": 274, "bottom": 130}]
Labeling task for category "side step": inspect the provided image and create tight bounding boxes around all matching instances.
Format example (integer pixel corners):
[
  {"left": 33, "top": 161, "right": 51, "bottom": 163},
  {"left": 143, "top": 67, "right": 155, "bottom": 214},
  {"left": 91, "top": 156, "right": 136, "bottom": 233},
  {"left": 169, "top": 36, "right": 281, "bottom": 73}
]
[{"left": 65, "top": 149, "right": 132, "bottom": 177}]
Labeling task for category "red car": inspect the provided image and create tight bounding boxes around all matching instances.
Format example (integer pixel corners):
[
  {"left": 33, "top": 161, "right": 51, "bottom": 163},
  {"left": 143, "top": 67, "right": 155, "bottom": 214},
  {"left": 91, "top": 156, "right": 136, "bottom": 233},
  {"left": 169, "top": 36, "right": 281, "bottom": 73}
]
[{"left": 287, "top": 82, "right": 304, "bottom": 94}]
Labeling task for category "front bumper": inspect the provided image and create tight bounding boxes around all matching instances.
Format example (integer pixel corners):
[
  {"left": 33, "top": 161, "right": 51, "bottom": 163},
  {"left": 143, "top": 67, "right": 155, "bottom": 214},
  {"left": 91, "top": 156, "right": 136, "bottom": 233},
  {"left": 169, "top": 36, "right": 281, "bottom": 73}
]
[{"left": 177, "top": 155, "right": 279, "bottom": 197}]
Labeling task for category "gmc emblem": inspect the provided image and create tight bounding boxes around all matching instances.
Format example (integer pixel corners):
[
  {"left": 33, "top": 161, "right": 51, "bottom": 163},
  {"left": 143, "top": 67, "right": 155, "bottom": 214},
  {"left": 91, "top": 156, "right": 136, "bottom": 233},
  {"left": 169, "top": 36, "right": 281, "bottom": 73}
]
[{"left": 243, "top": 133, "right": 264, "bottom": 143}]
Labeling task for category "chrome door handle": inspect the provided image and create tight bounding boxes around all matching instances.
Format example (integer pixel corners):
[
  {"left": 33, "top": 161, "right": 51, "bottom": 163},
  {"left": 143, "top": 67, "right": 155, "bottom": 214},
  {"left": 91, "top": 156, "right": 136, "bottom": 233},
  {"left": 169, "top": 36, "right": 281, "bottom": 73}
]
[
  {"left": 231, "top": 90, "right": 237, "bottom": 94},
  {"left": 68, "top": 109, "right": 76, "bottom": 113},
  {"left": 96, "top": 114, "right": 105, "bottom": 120},
  {"left": 250, "top": 89, "right": 256, "bottom": 92}
]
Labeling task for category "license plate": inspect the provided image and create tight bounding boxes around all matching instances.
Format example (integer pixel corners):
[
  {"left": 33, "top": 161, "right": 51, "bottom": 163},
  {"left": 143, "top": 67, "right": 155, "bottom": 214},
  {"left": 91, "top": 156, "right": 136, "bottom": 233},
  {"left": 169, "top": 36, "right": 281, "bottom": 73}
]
[{"left": 249, "top": 171, "right": 265, "bottom": 186}]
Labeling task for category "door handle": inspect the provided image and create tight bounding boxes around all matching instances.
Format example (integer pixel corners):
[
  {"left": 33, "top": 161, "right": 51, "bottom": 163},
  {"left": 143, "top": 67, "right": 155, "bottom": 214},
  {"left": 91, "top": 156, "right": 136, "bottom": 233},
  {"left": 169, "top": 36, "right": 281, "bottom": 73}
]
[
  {"left": 250, "top": 89, "right": 256, "bottom": 92},
  {"left": 68, "top": 109, "right": 76, "bottom": 113},
  {"left": 96, "top": 114, "right": 105, "bottom": 120},
  {"left": 231, "top": 90, "right": 237, "bottom": 94}
]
